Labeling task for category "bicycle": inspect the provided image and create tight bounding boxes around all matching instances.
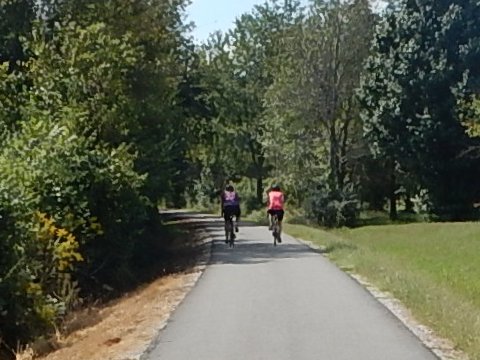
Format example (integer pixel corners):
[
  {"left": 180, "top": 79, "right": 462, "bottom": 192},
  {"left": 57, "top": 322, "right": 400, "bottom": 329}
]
[
  {"left": 224, "top": 214, "right": 235, "bottom": 247},
  {"left": 271, "top": 214, "right": 281, "bottom": 246}
]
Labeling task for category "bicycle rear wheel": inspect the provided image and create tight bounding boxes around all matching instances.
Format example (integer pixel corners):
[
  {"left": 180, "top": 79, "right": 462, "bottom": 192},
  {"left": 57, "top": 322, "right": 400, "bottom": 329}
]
[
  {"left": 225, "top": 220, "right": 231, "bottom": 244},
  {"left": 272, "top": 216, "right": 278, "bottom": 246},
  {"left": 227, "top": 217, "right": 235, "bottom": 247},
  {"left": 230, "top": 227, "right": 235, "bottom": 247}
]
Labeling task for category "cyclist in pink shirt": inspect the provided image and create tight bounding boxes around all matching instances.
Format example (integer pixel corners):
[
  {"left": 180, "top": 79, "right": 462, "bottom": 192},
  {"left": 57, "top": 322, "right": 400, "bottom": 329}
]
[{"left": 267, "top": 184, "right": 285, "bottom": 242}]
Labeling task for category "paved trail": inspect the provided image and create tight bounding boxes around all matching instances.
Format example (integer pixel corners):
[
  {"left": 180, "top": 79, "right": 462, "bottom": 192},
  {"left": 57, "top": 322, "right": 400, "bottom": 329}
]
[{"left": 146, "top": 215, "right": 437, "bottom": 360}]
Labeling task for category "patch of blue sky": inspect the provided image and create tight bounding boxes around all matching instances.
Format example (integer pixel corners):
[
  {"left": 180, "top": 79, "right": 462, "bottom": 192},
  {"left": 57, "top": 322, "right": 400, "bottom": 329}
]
[{"left": 186, "top": 0, "right": 388, "bottom": 43}]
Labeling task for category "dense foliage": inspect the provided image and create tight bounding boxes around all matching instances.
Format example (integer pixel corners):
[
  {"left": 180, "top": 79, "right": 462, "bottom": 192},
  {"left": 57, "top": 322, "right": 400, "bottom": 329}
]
[
  {"left": 0, "top": 0, "right": 198, "bottom": 351},
  {"left": 359, "top": 0, "right": 480, "bottom": 219}
]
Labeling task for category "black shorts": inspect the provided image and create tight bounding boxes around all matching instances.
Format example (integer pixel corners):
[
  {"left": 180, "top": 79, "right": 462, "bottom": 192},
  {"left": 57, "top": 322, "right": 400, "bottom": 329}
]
[
  {"left": 268, "top": 209, "right": 284, "bottom": 222},
  {"left": 223, "top": 205, "right": 241, "bottom": 220}
]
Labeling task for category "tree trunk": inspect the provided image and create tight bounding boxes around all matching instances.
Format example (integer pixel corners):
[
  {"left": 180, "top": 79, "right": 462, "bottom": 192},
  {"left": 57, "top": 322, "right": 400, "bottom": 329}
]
[
  {"left": 405, "top": 193, "right": 415, "bottom": 213},
  {"left": 256, "top": 176, "right": 263, "bottom": 206},
  {"left": 338, "top": 125, "right": 348, "bottom": 190},
  {"left": 248, "top": 139, "right": 264, "bottom": 207},
  {"left": 329, "top": 123, "right": 339, "bottom": 191},
  {"left": 389, "top": 160, "right": 398, "bottom": 220}
]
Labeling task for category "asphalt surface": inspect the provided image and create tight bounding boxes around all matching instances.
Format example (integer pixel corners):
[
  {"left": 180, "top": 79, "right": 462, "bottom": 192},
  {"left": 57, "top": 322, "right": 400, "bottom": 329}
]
[{"left": 146, "top": 214, "right": 437, "bottom": 360}]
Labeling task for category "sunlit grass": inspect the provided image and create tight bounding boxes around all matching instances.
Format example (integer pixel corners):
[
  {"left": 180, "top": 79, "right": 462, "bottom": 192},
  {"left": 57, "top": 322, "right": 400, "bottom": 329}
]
[{"left": 285, "top": 222, "right": 480, "bottom": 359}]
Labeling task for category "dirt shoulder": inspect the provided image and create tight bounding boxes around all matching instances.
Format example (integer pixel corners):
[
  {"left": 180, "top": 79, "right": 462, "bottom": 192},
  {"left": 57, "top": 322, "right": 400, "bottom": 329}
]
[
  {"left": 34, "top": 271, "right": 203, "bottom": 360},
  {"left": 18, "top": 212, "right": 213, "bottom": 360}
]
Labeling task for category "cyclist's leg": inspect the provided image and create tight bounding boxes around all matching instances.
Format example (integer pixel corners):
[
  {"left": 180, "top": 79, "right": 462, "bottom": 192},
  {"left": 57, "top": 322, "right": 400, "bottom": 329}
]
[
  {"left": 223, "top": 206, "right": 230, "bottom": 221},
  {"left": 267, "top": 209, "right": 273, "bottom": 230},
  {"left": 235, "top": 206, "right": 240, "bottom": 232},
  {"left": 229, "top": 215, "right": 236, "bottom": 240}
]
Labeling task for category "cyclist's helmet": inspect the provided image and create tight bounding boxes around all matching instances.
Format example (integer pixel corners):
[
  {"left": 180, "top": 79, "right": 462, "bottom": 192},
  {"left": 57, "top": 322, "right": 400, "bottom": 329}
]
[
  {"left": 226, "top": 184, "right": 234, "bottom": 192},
  {"left": 271, "top": 184, "right": 281, "bottom": 191}
]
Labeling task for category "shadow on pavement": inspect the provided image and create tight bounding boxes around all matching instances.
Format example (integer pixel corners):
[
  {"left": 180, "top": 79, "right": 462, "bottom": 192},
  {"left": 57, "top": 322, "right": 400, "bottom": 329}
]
[
  {"left": 209, "top": 240, "right": 319, "bottom": 265},
  {"left": 160, "top": 210, "right": 322, "bottom": 266},
  {"left": 161, "top": 211, "right": 264, "bottom": 229}
]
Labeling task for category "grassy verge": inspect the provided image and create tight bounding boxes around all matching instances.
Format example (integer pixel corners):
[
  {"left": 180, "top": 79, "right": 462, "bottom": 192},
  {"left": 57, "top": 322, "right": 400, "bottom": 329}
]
[{"left": 284, "top": 222, "right": 480, "bottom": 359}]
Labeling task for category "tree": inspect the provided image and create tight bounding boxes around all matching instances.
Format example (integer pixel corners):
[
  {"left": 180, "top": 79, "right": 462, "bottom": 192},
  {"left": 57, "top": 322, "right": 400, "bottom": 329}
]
[
  {"left": 359, "top": 0, "right": 480, "bottom": 219},
  {"left": 263, "top": 0, "right": 375, "bottom": 221},
  {"left": 0, "top": 0, "right": 197, "bottom": 349},
  {"left": 197, "top": 1, "right": 304, "bottom": 206}
]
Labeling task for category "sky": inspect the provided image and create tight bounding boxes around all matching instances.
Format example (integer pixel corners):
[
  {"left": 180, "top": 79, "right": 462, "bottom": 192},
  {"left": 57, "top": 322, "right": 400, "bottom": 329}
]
[
  {"left": 186, "top": 0, "right": 307, "bottom": 43},
  {"left": 186, "top": 0, "right": 387, "bottom": 43}
]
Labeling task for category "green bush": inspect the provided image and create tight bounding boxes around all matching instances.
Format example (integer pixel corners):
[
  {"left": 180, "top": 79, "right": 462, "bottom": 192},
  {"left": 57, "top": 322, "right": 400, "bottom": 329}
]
[
  {"left": 0, "top": 111, "right": 150, "bottom": 340},
  {"left": 308, "top": 185, "right": 359, "bottom": 228},
  {"left": 246, "top": 208, "right": 269, "bottom": 225},
  {"left": 0, "top": 20, "right": 153, "bottom": 348}
]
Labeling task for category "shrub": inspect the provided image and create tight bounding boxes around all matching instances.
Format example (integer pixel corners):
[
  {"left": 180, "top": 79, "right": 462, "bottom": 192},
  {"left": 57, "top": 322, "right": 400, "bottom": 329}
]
[{"left": 308, "top": 185, "right": 359, "bottom": 228}]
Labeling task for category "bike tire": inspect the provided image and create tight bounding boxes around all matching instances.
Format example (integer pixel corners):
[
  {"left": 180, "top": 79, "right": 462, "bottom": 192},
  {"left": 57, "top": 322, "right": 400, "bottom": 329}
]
[
  {"left": 225, "top": 220, "right": 231, "bottom": 244},
  {"left": 272, "top": 216, "right": 279, "bottom": 246},
  {"left": 227, "top": 218, "right": 235, "bottom": 247}
]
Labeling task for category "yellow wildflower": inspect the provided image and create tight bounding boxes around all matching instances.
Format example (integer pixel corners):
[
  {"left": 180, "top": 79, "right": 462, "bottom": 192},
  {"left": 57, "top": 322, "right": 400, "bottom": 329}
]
[
  {"left": 26, "top": 282, "right": 42, "bottom": 295},
  {"left": 73, "top": 252, "right": 84, "bottom": 262},
  {"left": 36, "top": 212, "right": 47, "bottom": 221},
  {"left": 56, "top": 228, "right": 68, "bottom": 238},
  {"left": 48, "top": 225, "right": 57, "bottom": 236},
  {"left": 58, "top": 260, "right": 69, "bottom": 271}
]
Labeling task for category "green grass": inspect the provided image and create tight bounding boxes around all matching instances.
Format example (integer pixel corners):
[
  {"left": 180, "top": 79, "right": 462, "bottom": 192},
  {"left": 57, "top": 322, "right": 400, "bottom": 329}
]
[{"left": 285, "top": 222, "right": 480, "bottom": 359}]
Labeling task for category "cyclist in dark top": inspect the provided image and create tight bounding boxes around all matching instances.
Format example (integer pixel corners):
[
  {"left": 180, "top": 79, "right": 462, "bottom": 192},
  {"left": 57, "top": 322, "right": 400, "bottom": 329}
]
[{"left": 221, "top": 184, "right": 241, "bottom": 233}]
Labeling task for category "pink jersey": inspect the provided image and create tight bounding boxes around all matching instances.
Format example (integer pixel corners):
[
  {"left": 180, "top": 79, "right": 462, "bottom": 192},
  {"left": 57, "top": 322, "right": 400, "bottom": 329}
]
[{"left": 268, "top": 190, "right": 284, "bottom": 210}]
